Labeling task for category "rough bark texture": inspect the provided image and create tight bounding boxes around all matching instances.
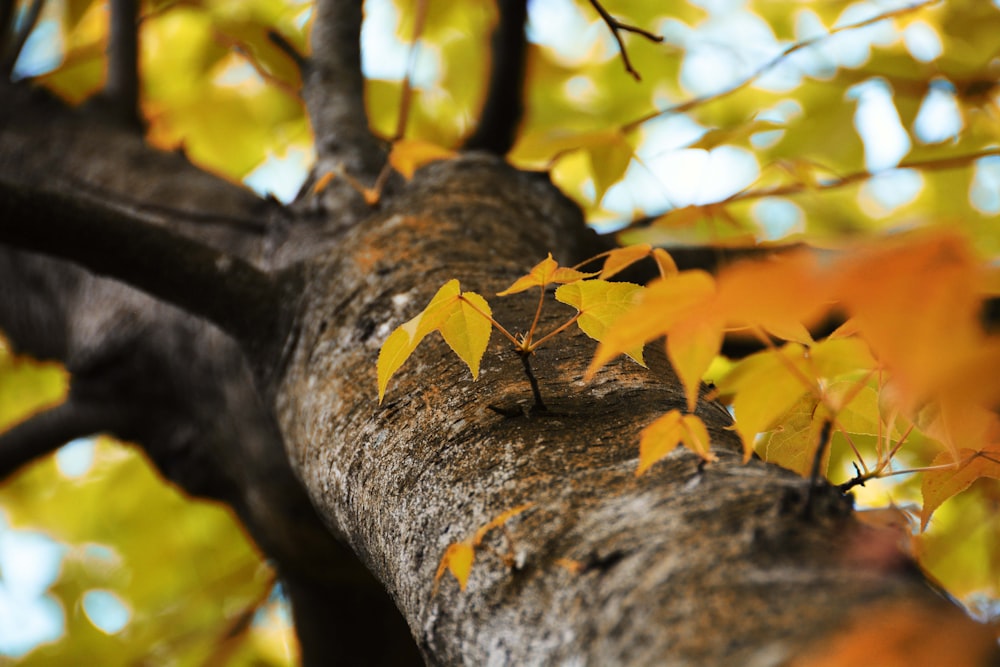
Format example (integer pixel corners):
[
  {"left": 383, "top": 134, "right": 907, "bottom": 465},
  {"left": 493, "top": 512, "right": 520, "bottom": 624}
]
[{"left": 1, "top": 7, "right": 998, "bottom": 667}]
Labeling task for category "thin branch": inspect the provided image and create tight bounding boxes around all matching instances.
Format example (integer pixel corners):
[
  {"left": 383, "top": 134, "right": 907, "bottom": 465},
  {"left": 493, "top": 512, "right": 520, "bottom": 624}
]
[
  {"left": 0, "top": 400, "right": 128, "bottom": 480},
  {"left": 622, "top": 0, "right": 935, "bottom": 131},
  {"left": 267, "top": 28, "right": 306, "bottom": 71},
  {"left": 104, "top": 0, "right": 142, "bottom": 130},
  {"left": 587, "top": 0, "right": 662, "bottom": 82},
  {"left": 518, "top": 353, "right": 546, "bottom": 412},
  {"left": 616, "top": 148, "right": 1000, "bottom": 240},
  {"left": 802, "top": 419, "right": 833, "bottom": 520},
  {"left": 305, "top": 0, "right": 385, "bottom": 179},
  {"left": 1, "top": 0, "right": 44, "bottom": 77},
  {"left": 0, "top": 180, "right": 297, "bottom": 358},
  {"left": 0, "top": 1, "right": 16, "bottom": 65},
  {"left": 463, "top": 0, "right": 528, "bottom": 154}
]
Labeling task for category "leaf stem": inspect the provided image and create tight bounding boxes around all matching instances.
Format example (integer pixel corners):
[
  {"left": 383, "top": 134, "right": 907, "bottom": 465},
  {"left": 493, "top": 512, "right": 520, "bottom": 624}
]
[
  {"left": 525, "top": 286, "right": 546, "bottom": 347},
  {"left": 457, "top": 294, "right": 521, "bottom": 348},
  {"left": 528, "top": 312, "right": 582, "bottom": 352},
  {"left": 519, "top": 352, "right": 547, "bottom": 412}
]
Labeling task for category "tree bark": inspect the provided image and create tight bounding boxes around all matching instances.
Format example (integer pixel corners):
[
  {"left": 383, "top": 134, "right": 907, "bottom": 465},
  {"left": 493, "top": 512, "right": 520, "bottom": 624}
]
[{"left": 1, "top": 13, "right": 997, "bottom": 667}]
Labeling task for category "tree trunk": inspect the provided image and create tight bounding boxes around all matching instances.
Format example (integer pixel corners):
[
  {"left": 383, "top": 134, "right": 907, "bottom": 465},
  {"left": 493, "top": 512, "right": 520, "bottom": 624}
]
[{"left": 1, "top": 8, "right": 997, "bottom": 666}]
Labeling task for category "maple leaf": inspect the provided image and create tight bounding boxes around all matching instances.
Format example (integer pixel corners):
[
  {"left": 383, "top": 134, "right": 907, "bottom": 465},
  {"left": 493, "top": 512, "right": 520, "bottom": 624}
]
[
  {"left": 834, "top": 231, "right": 985, "bottom": 405},
  {"left": 920, "top": 445, "right": 1000, "bottom": 529},
  {"left": 497, "top": 254, "right": 596, "bottom": 296},
  {"left": 637, "top": 410, "right": 715, "bottom": 475},
  {"left": 554, "top": 280, "right": 646, "bottom": 364},
  {"left": 377, "top": 280, "right": 492, "bottom": 403},
  {"left": 587, "top": 270, "right": 716, "bottom": 376},
  {"left": 389, "top": 138, "right": 457, "bottom": 179},
  {"left": 432, "top": 504, "right": 532, "bottom": 595}
]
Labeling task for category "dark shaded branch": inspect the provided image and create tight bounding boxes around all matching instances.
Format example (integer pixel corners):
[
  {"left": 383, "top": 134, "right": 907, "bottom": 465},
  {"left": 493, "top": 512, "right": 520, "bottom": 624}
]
[
  {"left": 1, "top": 0, "right": 43, "bottom": 77},
  {"left": 0, "top": 400, "right": 128, "bottom": 479},
  {"left": 305, "top": 0, "right": 384, "bottom": 178},
  {"left": 0, "top": 1, "right": 15, "bottom": 65},
  {"left": 268, "top": 28, "right": 305, "bottom": 71},
  {"left": 463, "top": 0, "right": 528, "bottom": 155},
  {"left": 586, "top": 0, "right": 662, "bottom": 81},
  {"left": 0, "top": 180, "right": 296, "bottom": 357},
  {"left": 104, "top": 0, "right": 142, "bottom": 130}
]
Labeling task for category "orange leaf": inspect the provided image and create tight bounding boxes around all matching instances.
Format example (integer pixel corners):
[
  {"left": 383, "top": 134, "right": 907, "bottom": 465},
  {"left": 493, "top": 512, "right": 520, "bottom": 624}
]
[
  {"left": 835, "top": 231, "right": 985, "bottom": 403},
  {"left": 598, "top": 244, "right": 651, "bottom": 280},
  {"left": 433, "top": 541, "right": 475, "bottom": 593},
  {"left": 920, "top": 445, "right": 1000, "bottom": 529},
  {"left": 651, "top": 248, "right": 678, "bottom": 279},
  {"left": 713, "top": 248, "right": 828, "bottom": 343}
]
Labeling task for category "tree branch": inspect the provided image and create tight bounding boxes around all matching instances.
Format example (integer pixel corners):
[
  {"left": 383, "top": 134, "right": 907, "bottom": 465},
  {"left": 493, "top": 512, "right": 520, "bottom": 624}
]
[
  {"left": 0, "top": 1, "right": 16, "bottom": 65},
  {"left": 0, "top": 180, "right": 296, "bottom": 359},
  {"left": 463, "top": 0, "right": 528, "bottom": 155},
  {"left": 305, "top": 0, "right": 384, "bottom": 179},
  {"left": 0, "top": 400, "right": 129, "bottom": 479},
  {"left": 104, "top": 0, "right": 142, "bottom": 130},
  {"left": 587, "top": 0, "right": 662, "bottom": 81}
]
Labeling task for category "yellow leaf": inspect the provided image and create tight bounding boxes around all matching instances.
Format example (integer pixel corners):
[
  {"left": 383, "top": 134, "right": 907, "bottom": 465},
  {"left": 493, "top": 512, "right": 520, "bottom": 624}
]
[
  {"left": 637, "top": 411, "right": 716, "bottom": 475},
  {"left": 554, "top": 280, "right": 646, "bottom": 364},
  {"left": 497, "top": 254, "right": 596, "bottom": 296},
  {"left": 378, "top": 280, "right": 492, "bottom": 402},
  {"left": 680, "top": 413, "right": 714, "bottom": 462},
  {"left": 587, "top": 270, "right": 716, "bottom": 377},
  {"left": 586, "top": 131, "right": 634, "bottom": 202},
  {"left": 920, "top": 446, "right": 1000, "bottom": 530},
  {"left": 637, "top": 410, "right": 683, "bottom": 476},
  {"left": 757, "top": 396, "right": 833, "bottom": 477},
  {"left": 441, "top": 293, "right": 493, "bottom": 380},
  {"left": 389, "top": 138, "right": 457, "bottom": 179},
  {"left": 598, "top": 244, "right": 652, "bottom": 280},
  {"left": 717, "top": 343, "right": 816, "bottom": 459},
  {"left": 667, "top": 315, "right": 725, "bottom": 412},
  {"left": 434, "top": 542, "right": 475, "bottom": 593}
]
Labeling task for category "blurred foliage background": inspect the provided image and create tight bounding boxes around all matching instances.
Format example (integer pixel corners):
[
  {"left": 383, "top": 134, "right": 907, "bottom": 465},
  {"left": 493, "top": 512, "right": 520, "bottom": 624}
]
[{"left": 2, "top": 0, "right": 999, "bottom": 662}]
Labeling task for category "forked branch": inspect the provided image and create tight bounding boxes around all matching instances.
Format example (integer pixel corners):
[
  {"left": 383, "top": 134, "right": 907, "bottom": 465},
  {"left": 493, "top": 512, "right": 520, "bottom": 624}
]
[{"left": 587, "top": 0, "right": 662, "bottom": 81}]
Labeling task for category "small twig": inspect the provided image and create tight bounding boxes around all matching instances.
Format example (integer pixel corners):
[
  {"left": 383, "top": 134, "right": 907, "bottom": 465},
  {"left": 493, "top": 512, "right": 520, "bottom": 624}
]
[
  {"left": 267, "top": 29, "right": 306, "bottom": 71},
  {"left": 586, "top": 0, "right": 662, "bottom": 81},
  {"left": 519, "top": 353, "right": 546, "bottom": 412},
  {"left": 802, "top": 419, "right": 833, "bottom": 520},
  {"left": 1, "top": 0, "right": 44, "bottom": 77}
]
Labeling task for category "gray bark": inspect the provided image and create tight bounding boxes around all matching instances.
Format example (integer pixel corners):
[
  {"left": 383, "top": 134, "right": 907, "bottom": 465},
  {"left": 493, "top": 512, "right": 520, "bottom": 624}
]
[{"left": 0, "top": 6, "right": 996, "bottom": 667}]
